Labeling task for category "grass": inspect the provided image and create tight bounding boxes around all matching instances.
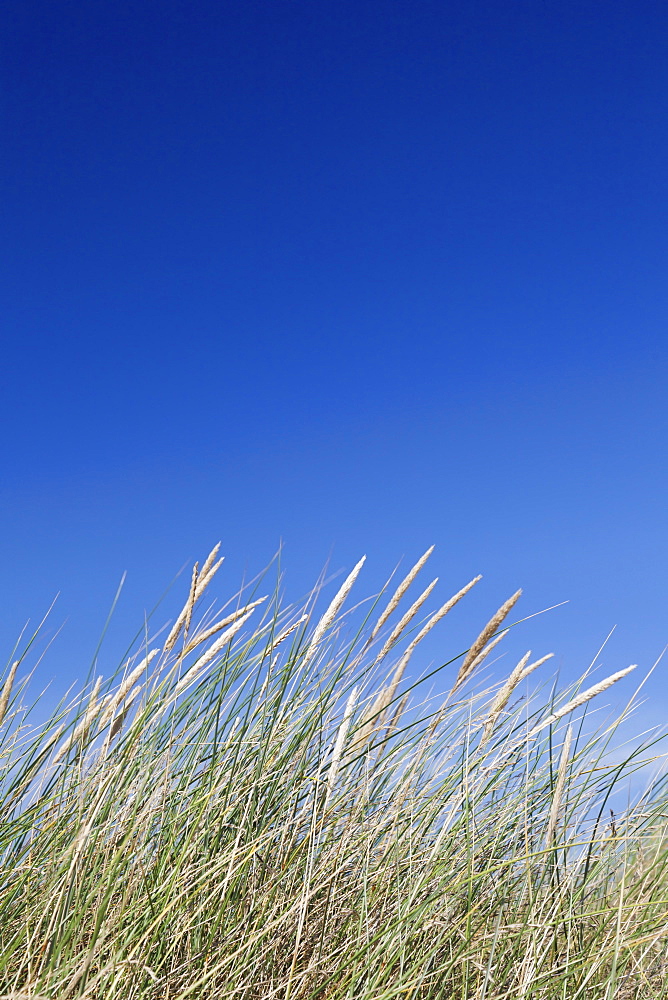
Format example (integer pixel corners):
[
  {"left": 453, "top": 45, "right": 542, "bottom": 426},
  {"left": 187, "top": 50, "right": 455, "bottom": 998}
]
[{"left": 1, "top": 544, "right": 667, "bottom": 999}]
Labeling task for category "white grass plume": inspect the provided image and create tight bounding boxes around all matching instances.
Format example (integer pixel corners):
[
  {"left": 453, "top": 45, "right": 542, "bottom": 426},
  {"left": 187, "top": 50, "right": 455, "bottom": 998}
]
[
  {"left": 525, "top": 665, "right": 638, "bottom": 741},
  {"left": 173, "top": 609, "right": 256, "bottom": 697},
  {"left": 183, "top": 597, "right": 268, "bottom": 654},
  {"left": 52, "top": 675, "right": 104, "bottom": 765},
  {"left": 164, "top": 562, "right": 200, "bottom": 653},
  {"left": 373, "top": 578, "right": 439, "bottom": 666},
  {"left": 378, "top": 574, "right": 483, "bottom": 713},
  {"left": 301, "top": 557, "right": 366, "bottom": 669},
  {"left": 164, "top": 543, "right": 224, "bottom": 652},
  {"left": 463, "top": 627, "right": 508, "bottom": 673},
  {"left": 183, "top": 561, "right": 200, "bottom": 640},
  {"left": 546, "top": 725, "right": 573, "bottom": 849},
  {"left": 325, "top": 685, "right": 358, "bottom": 807},
  {"left": 268, "top": 614, "right": 309, "bottom": 650},
  {"left": 0, "top": 660, "right": 19, "bottom": 727},
  {"left": 198, "top": 541, "right": 222, "bottom": 583}
]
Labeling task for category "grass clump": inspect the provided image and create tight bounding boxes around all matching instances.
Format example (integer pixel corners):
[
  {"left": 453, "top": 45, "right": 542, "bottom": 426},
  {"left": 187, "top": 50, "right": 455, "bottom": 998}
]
[{"left": 0, "top": 545, "right": 667, "bottom": 999}]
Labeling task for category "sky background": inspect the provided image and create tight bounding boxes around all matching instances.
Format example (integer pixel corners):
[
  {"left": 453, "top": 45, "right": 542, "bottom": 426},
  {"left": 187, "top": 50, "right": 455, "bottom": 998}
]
[{"left": 1, "top": 0, "right": 666, "bottom": 724}]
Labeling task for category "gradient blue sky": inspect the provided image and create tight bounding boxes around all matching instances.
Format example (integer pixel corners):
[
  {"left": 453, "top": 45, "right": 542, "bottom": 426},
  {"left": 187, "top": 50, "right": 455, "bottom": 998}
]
[{"left": 1, "top": 0, "right": 666, "bottom": 718}]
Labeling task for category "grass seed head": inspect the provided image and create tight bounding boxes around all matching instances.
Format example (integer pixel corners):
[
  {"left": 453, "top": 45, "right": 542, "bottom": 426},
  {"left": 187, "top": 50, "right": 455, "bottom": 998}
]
[
  {"left": 454, "top": 588, "right": 522, "bottom": 690},
  {"left": 370, "top": 545, "right": 435, "bottom": 640},
  {"left": 0, "top": 660, "right": 19, "bottom": 727}
]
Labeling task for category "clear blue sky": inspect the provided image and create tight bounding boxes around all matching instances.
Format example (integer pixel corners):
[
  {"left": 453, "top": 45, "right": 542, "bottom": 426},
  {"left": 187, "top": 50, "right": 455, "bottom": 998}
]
[{"left": 1, "top": 0, "right": 666, "bottom": 720}]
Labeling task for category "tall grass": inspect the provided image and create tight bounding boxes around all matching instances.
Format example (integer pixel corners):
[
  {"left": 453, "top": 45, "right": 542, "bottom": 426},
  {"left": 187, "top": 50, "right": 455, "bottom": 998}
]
[{"left": 1, "top": 546, "right": 667, "bottom": 999}]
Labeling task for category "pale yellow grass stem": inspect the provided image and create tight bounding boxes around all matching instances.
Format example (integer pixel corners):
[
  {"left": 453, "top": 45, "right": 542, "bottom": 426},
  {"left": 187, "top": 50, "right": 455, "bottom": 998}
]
[
  {"left": 381, "top": 693, "right": 409, "bottom": 748},
  {"left": 546, "top": 725, "right": 573, "bottom": 848},
  {"left": 370, "top": 546, "right": 435, "bottom": 640},
  {"left": 349, "top": 687, "right": 394, "bottom": 755},
  {"left": 300, "top": 557, "right": 366, "bottom": 669}
]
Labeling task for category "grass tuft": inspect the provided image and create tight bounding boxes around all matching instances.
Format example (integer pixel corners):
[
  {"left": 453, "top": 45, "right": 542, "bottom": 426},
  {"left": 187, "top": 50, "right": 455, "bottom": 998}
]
[{"left": 0, "top": 548, "right": 666, "bottom": 999}]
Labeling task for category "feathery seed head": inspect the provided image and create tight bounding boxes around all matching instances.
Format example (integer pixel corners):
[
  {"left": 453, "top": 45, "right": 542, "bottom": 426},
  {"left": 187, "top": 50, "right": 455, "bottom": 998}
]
[
  {"left": 370, "top": 545, "right": 435, "bottom": 640},
  {"left": 454, "top": 588, "right": 522, "bottom": 691},
  {"left": 301, "top": 556, "right": 366, "bottom": 669},
  {"left": 0, "top": 660, "right": 19, "bottom": 728}
]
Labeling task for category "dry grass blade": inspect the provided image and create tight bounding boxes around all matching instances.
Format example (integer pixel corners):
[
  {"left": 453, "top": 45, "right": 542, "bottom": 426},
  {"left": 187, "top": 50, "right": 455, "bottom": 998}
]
[
  {"left": 453, "top": 588, "right": 522, "bottom": 691},
  {"left": 370, "top": 546, "right": 435, "bottom": 640},
  {"left": 380, "top": 693, "right": 408, "bottom": 750},
  {"left": 546, "top": 725, "right": 573, "bottom": 848},
  {"left": 0, "top": 994, "right": 53, "bottom": 999},
  {"left": 301, "top": 556, "right": 366, "bottom": 668},
  {"left": 350, "top": 686, "right": 394, "bottom": 756},
  {"left": 0, "top": 660, "right": 19, "bottom": 727},
  {"left": 525, "top": 664, "right": 638, "bottom": 740},
  {"left": 108, "top": 691, "right": 141, "bottom": 741},
  {"left": 80, "top": 674, "right": 103, "bottom": 741}
]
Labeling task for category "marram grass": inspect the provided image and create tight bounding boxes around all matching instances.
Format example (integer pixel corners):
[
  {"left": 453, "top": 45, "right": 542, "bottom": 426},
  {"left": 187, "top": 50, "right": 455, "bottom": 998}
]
[{"left": 1, "top": 546, "right": 667, "bottom": 999}]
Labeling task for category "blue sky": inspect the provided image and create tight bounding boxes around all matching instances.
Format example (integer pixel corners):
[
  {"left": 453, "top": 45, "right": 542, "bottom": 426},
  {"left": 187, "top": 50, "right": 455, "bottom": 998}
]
[{"left": 1, "top": 0, "right": 666, "bottom": 721}]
